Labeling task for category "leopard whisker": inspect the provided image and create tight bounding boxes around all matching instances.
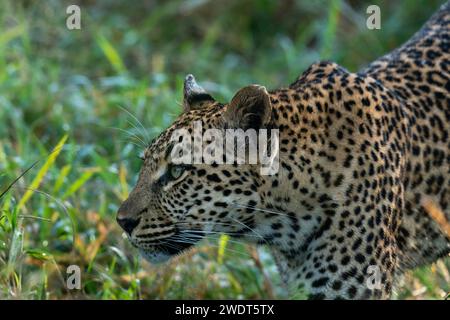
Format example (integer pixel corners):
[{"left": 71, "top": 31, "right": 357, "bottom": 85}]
[
  {"left": 229, "top": 217, "right": 270, "bottom": 246},
  {"left": 232, "top": 202, "right": 292, "bottom": 218},
  {"left": 109, "top": 126, "right": 148, "bottom": 148},
  {"left": 177, "top": 228, "right": 263, "bottom": 239},
  {"left": 167, "top": 235, "right": 253, "bottom": 259},
  {"left": 117, "top": 104, "right": 151, "bottom": 143}
]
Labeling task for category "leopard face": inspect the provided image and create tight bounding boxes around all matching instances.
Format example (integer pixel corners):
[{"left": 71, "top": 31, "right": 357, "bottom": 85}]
[{"left": 117, "top": 75, "right": 278, "bottom": 264}]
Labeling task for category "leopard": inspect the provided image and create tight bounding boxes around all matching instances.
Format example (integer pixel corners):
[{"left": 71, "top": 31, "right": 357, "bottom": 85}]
[{"left": 117, "top": 2, "right": 450, "bottom": 299}]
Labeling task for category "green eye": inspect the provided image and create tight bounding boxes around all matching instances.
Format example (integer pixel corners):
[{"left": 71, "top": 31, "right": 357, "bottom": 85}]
[{"left": 169, "top": 165, "right": 185, "bottom": 180}]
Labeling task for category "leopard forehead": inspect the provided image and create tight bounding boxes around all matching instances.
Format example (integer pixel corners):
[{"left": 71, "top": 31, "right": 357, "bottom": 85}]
[{"left": 143, "top": 102, "right": 224, "bottom": 165}]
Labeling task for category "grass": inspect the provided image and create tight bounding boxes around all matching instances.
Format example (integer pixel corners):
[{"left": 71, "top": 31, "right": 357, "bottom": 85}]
[{"left": 0, "top": 0, "right": 448, "bottom": 299}]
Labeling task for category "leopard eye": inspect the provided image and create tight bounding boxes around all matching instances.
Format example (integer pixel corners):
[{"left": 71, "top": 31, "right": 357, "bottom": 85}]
[{"left": 169, "top": 165, "right": 185, "bottom": 180}]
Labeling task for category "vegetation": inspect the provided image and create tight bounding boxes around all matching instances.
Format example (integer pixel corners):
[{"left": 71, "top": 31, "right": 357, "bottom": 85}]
[{"left": 0, "top": 0, "right": 448, "bottom": 299}]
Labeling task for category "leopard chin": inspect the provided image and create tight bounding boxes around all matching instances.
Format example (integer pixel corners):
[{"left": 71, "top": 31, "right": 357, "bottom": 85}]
[
  {"left": 139, "top": 249, "right": 173, "bottom": 264},
  {"left": 136, "top": 232, "right": 200, "bottom": 264}
]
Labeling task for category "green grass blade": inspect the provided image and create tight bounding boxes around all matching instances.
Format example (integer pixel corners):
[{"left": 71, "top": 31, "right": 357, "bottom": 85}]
[
  {"left": 61, "top": 168, "right": 98, "bottom": 200},
  {"left": 217, "top": 234, "right": 229, "bottom": 265},
  {"left": 52, "top": 164, "right": 71, "bottom": 194},
  {"left": 321, "top": 0, "right": 342, "bottom": 59},
  {"left": 16, "top": 135, "right": 68, "bottom": 211},
  {"left": 96, "top": 35, "right": 126, "bottom": 74}
]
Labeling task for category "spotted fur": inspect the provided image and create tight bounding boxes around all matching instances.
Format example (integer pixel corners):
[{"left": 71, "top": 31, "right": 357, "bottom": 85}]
[{"left": 117, "top": 3, "right": 450, "bottom": 299}]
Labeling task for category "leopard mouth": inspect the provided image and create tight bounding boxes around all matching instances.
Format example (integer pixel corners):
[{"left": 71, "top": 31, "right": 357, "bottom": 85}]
[{"left": 135, "top": 230, "right": 204, "bottom": 264}]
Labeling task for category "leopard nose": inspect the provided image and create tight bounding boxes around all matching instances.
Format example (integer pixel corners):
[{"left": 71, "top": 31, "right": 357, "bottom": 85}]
[
  {"left": 117, "top": 216, "right": 141, "bottom": 234},
  {"left": 117, "top": 195, "right": 144, "bottom": 234}
]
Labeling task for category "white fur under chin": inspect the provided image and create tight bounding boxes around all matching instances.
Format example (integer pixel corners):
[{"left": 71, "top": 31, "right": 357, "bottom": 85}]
[{"left": 139, "top": 249, "right": 172, "bottom": 264}]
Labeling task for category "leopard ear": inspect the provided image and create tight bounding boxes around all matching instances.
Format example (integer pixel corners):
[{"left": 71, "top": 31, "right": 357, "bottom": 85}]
[
  {"left": 183, "top": 74, "right": 215, "bottom": 112},
  {"left": 223, "top": 85, "right": 272, "bottom": 129}
]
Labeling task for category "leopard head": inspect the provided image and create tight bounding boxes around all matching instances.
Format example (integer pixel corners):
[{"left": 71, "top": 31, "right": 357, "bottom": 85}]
[{"left": 117, "top": 74, "right": 279, "bottom": 263}]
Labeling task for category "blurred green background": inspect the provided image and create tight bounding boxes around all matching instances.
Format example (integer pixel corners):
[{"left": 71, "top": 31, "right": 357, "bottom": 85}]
[{"left": 0, "top": 0, "right": 448, "bottom": 299}]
